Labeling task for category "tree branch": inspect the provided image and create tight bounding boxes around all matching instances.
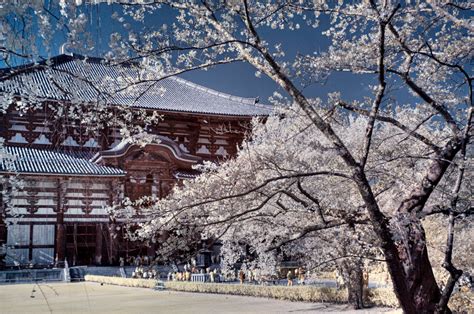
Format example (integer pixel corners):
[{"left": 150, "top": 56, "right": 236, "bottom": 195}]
[
  {"left": 296, "top": 180, "right": 327, "bottom": 224},
  {"left": 436, "top": 105, "right": 473, "bottom": 312},
  {"left": 360, "top": 16, "right": 388, "bottom": 169},
  {"left": 266, "top": 218, "right": 369, "bottom": 252},
  {"left": 162, "top": 170, "right": 351, "bottom": 227},
  {"left": 337, "top": 101, "right": 439, "bottom": 151}
]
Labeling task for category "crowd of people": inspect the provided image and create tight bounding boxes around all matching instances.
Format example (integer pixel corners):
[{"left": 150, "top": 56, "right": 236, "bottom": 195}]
[
  {"left": 120, "top": 256, "right": 154, "bottom": 267},
  {"left": 131, "top": 266, "right": 158, "bottom": 279},
  {"left": 234, "top": 268, "right": 307, "bottom": 286},
  {"left": 286, "top": 268, "right": 306, "bottom": 286},
  {"left": 128, "top": 263, "right": 213, "bottom": 281},
  {"left": 167, "top": 266, "right": 221, "bottom": 282},
  {"left": 119, "top": 256, "right": 315, "bottom": 287},
  {"left": 119, "top": 255, "right": 159, "bottom": 279}
]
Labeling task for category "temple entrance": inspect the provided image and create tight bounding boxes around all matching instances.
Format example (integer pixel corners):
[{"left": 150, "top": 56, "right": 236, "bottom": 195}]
[
  {"left": 74, "top": 246, "right": 95, "bottom": 266},
  {"left": 65, "top": 224, "right": 97, "bottom": 266},
  {"left": 125, "top": 174, "right": 154, "bottom": 201}
]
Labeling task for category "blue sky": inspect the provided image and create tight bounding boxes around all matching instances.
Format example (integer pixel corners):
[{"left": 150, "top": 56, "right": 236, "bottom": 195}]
[{"left": 12, "top": 3, "right": 382, "bottom": 106}]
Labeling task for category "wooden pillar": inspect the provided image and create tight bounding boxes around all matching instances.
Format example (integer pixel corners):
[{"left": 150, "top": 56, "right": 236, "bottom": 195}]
[
  {"left": 55, "top": 179, "right": 66, "bottom": 263},
  {"left": 107, "top": 179, "right": 122, "bottom": 265},
  {"left": 0, "top": 219, "right": 6, "bottom": 246},
  {"left": 55, "top": 216, "right": 66, "bottom": 262},
  {"left": 108, "top": 223, "right": 118, "bottom": 265},
  {"left": 0, "top": 189, "right": 6, "bottom": 246},
  {"left": 0, "top": 211, "right": 6, "bottom": 269},
  {"left": 95, "top": 223, "right": 103, "bottom": 265},
  {"left": 28, "top": 223, "right": 33, "bottom": 261},
  {"left": 73, "top": 223, "right": 77, "bottom": 266},
  {"left": 0, "top": 110, "right": 10, "bottom": 139},
  {"left": 100, "top": 126, "right": 112, "bottom": 150},
  {"left": 187, "top": 119, "right": 201, "bottom": 155}
]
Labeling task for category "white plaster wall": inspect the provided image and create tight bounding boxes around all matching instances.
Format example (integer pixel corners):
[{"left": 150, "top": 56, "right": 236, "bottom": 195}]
[
  {"left": 32, "top": 225, "right": 55, "bottom": 245},
  {"left": 32, "top": 248, "right": 55, "bottom": 264},
  {"left": 5, "top": 248, "right": 29, "bottom": 264},
  {"left": 7, "top": 224, "right": 30, "bottom": 246}
]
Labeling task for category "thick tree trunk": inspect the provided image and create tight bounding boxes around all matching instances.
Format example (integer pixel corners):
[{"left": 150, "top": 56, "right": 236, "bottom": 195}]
[
  {"left": 404, "top": 244, "right": 442, "bottom": 313},
  {"left": 340, "top": 260, "right": 364, "bottom": 309},
  {"left": 352, "top": 169, "right": 446, "bottom": 313},
  {"left": 384, "top": 218, "right": 444, "bottom": 313}
]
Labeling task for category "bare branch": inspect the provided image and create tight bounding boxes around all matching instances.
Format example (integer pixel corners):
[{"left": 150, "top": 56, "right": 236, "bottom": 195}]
[
  {"left": 296, "top": 180, "right": 327, "bottom": 224},
  {"left": 385, "top": 20, "right": 461, "bottom": 135},
  {"left": 266, "top": 218, "right": 369, "bottom": 252},
  {"left": 162, "top": 170, "right": 352, "bottom": 227},
  {"left": 337, "top": 101, "right": 439, "bottom": 150},
  {"left": 360, "top": 16, "right": 388, "bottom": 169}
]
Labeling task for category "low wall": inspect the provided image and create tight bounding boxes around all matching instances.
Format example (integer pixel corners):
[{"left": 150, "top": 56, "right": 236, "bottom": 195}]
[{"left": 0, "top": 268, "right": 65, "bottom": 284}]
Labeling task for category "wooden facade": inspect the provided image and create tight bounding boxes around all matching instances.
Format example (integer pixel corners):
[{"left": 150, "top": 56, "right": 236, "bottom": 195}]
[{"left": 0, "top": 54, "right": 269, "bottom": 267}]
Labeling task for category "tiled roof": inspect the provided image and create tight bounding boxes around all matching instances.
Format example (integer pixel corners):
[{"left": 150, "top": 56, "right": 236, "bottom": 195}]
[
  {"left": 0, "top": 146, "right": 125, "bottom": 176},
  {"left": 0, "top": 54, "right": 271, "bottom": 117},
  {"left": 173, "top": 169, "right": 201, "bottom": 179}
]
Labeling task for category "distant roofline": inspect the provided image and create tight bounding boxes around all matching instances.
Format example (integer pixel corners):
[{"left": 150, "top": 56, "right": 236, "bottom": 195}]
[
  {"left": 170, "top": 76, "right": 265, "bottom": 108},
  {"left": 0, "top": 53, "right": 268, "bottom": 109},
  {"left": 0, "top": 53, "right": 132, "bottom": 78}
]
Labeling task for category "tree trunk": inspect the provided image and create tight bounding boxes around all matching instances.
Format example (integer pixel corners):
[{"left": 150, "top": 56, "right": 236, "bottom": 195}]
[
  {"left": 404, "top": 245, "right": 442, "bottom": 313},
  {"left": 251, "top": 31, "right": 461, "bottom": 313},
  {"left": 387, "top": 219, "right": 444, "bottom": 313},
  {"left": 341, "top": 260, "right": 364, "bottom": 309}
]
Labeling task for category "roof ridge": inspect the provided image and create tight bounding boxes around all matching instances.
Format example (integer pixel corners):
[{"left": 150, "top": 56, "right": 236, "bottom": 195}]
[
  {"left": 1, "top": 54, "right": 272, "bottom": 116},
  {"left": 170, "top": 76, "right": 259, "bottom": 106},
  {"left": 0, "top": 54, "right": 74, "bottom": 71},
  {"left": 0, "top": 54, "right": 78, "bottom": 80}
]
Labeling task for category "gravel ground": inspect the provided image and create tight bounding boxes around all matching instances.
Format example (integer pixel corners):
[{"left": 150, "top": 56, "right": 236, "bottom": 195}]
[{"left": 0, "top": 282, "right": 400, "bottom": 313}]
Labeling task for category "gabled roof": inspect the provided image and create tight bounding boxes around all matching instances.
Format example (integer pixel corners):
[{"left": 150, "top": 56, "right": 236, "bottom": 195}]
[
  {"left": 0, "top": 146, "right": 125, "bottom": 176},
  {"left": 91, "top": 136, "right": 202, "bottom": 164},
  {"left": 0, "top": 54, "right": 271, "bottom": 117}
]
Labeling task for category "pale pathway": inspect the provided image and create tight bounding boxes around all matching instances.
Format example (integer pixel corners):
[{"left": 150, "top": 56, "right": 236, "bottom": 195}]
[{"left": 0, "top": 282, "right": 399, "bottom": 314}]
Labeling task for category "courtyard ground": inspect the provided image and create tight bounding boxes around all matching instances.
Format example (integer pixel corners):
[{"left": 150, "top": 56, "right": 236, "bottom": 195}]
[{"left": 0, "top": 282, "right": 399, "bottom": 313}]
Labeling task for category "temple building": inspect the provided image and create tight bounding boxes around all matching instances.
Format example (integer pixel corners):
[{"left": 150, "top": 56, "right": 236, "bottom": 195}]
[{"left": 0, "top": 54, "right": 270, "bottom": 267}]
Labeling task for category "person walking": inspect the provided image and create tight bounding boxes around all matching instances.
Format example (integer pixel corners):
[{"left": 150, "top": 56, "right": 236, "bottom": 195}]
[
  {"left": 239, "top": 270, "right": 245, "bottom": 284},
  {"left": 299, "top": 268, "right": 305, "bottom": 285},
  {"left": 287, "top": 270, "right": 294, "bottom": 286}
]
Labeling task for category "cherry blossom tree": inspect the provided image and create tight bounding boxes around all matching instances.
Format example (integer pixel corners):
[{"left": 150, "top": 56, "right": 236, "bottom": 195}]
[
  {"left": 0, "top": 1, "right": 471, "bottom": 312},
  {"left": 103, "top": 1, "right": 472, "bottom": 312}
]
